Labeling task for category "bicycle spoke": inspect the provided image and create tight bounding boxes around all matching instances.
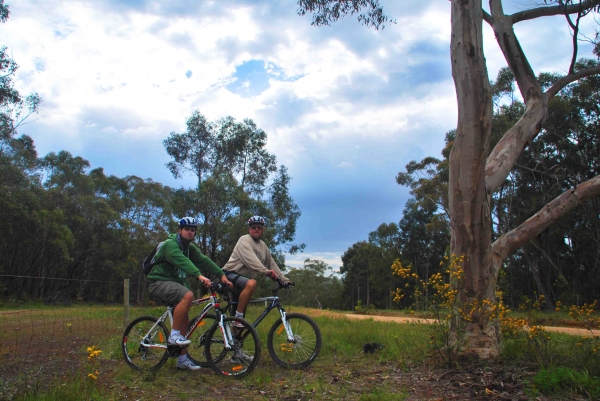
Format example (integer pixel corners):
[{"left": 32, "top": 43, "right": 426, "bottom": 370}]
[
  {"left": 206, "top": 317, "right": 260, "bottom": 378},
  {"left": 122, "top": 316, "right": 169, "bottom": 372},
  {"left": 267, "top": 313, "right": 321, "bottom": 369},
  {"left": 186, "top": 314, "right": 219, "bottom": 367}
]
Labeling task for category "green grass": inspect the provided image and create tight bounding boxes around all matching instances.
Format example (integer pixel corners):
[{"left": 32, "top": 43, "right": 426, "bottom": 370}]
[
  {"left": 6, "top": 304, "right": 429, "bottom": 400},
  {"left": 5, "top": 302, "right": 600, "bottom": 400},
  {"left": 533, "top": 367, "right": 600, "bottom": 399},
  {"left": 14, "top": 379, "right": 106, "bottom": 401}
]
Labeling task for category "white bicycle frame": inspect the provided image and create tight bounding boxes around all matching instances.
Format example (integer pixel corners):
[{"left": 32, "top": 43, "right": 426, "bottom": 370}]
[{"left": 139, "top": 292, "right": 235, "bottom": 351}]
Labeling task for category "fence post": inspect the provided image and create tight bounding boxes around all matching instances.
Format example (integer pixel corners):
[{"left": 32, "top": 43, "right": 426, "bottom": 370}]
[{"left": 124, "top": 279, "right": 130, "bottom": 327}]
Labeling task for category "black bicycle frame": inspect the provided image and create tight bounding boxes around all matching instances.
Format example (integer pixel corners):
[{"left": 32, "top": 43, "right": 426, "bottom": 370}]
[{"left": 227, "top": 296, "right": 283, "bottom": 329}]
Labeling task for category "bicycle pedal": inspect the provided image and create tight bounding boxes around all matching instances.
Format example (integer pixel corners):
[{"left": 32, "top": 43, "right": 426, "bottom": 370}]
[{"left": 167, "top": 344, "right": 183, "bottom": 357}]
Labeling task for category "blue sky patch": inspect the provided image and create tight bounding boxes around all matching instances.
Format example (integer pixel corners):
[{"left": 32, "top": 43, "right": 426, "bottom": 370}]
[
  {"left": 226, "top": 60, "right": 302, "bottom": 98},
  {"left": 226, "top": 60, "right": 270, "bottom": 97}
]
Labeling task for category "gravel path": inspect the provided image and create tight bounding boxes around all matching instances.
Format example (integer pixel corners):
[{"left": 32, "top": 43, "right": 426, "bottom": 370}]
[{"left": 310, "top": 310, "right": 600, "bottom": 337}]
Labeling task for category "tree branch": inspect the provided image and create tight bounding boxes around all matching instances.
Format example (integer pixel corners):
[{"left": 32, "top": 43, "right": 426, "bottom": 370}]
[
  {"left": 511, "top": 0, "right": 600, "bottom": 24},
  {"left": 483, "top": 9, "right": 493, "bottom": 25},
  {"left": 489, "top": 0, "right": 542, "bottom": 102},
  {"left": 546, "top": 64, "right": 600, "bottom": 97},
  {"left": 486, "top": 64, "right": 600, "bottom": 193},
  {"left": 566, "top": 9, "right": 582, "bottom": 74},
  {"left": 491, "top": 175, "right": 600, "bottom": 274}
]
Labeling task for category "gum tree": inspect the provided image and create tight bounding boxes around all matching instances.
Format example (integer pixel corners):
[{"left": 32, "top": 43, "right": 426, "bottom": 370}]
[{"left": 298, "top": 0, "right": 600, "bottom": 358}]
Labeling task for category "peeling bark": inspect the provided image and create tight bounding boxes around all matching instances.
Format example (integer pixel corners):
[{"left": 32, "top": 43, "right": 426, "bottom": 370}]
[{"left": 450, "top": 0, "right": 498, "bottom": 358}]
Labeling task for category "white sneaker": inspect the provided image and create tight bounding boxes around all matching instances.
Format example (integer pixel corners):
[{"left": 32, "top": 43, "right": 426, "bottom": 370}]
[
  {"left": 168, "top": 333, "right": 191, "bottom": 346},
  {"left": 230, "top": 349, "right": 253, "bottom": 363},
  {"left": 176, "top": 358, "right": 201, "bottom": 371},
  {"left": 232, "top": 320, "right": 245, "bottom": 329}
]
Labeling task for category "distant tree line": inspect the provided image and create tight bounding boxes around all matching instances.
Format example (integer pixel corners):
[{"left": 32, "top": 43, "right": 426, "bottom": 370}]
[
  {"left": 340, "top": 62, "right": 600, "bottom": 311},
  {"left": 0, "top": 5, "right": 302, "bottom": 303}
]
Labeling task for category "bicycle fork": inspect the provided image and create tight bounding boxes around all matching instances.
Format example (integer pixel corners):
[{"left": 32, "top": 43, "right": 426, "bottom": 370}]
[
  {"left": 218, "top": 314, "right": 235, "bottom": 349},
  {"left": 278, "top": 310, "right": 295, "bottom": 343}
]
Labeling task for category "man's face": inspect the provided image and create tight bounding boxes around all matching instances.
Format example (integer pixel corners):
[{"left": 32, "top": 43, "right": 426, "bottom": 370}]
[
  {"left": 178, "top": 226, "right": 196, "bottom": 242},
  {"left": 248, "top": 224, "right": 264, "bottom": 240}
]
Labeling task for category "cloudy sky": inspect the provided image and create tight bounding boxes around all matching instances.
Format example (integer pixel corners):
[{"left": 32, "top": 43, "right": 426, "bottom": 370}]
[{"left": 3, "top": 0, "right": 596, "bottom": 271}]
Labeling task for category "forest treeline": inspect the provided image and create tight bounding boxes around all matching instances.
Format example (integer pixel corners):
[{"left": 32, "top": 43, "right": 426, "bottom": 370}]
[
  {"left": 338, "top": 61, "right": 600, "bottom": 312},
  {"left": 0, "top": 105, "right": 303, "bottom": 304},
  {"left": 0, "top": 5, "right": 304, "bottom": 303}
]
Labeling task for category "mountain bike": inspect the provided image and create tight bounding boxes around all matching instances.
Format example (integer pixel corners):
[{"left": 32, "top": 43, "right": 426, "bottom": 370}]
[
  {"left": 187, "top": 278, "right": 321, "bottom": 369},
  {"left": 121, "top": 282, "right": 260, "bottom": 378}
]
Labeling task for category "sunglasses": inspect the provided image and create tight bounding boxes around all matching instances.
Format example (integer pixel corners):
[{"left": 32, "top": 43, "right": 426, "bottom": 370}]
[{"left": 249, "top": 225, "right": 264, "bottom": 230}]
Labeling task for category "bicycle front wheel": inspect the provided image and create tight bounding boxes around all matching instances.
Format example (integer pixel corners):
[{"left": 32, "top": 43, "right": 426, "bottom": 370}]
[
  {"left": 267, "top": 313, "right": 322, "bottom": 369},
  {"left": 205, "top": 316, "right": 260, "bottom": 378},
  {"left": 122, "top": 316, "right": 169, "bottom": 372},
  {"left": 186, "top": 313, "right": 219, "bottom": 367}
]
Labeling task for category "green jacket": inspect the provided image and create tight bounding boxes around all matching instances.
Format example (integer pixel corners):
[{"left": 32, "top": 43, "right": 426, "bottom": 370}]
[{"left": 146, "top": 234, "right": 224, "bottom": 288}]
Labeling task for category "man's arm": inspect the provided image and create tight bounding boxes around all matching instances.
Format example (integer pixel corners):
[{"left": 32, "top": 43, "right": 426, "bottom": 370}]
[
  {"left": 189, "top": 245, "right": 225, "bottom": 278},
  {"left": 266, "top": 253, "right": 289, "bottom": 282},
  {"left": 163, "top": 240, "right": 201, "bottom": 277}
]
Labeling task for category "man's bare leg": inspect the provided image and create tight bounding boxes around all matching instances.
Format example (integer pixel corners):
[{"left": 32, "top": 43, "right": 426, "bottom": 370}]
[
  {"left": 172, "top": 291, "right": 193, "bottom": 355},
  {"left": 173, "top": 291, "right": 193, "bottom": 331},
  {"left": 236, "top": 279, "right": 257, "bottom": 315}
]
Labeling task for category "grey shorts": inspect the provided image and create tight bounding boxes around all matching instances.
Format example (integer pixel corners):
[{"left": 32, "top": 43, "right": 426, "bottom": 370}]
[
  {"left": 148, "top": 281, "right": 190, "bottom": 305},
  {"left": 224, "top": 271, "right": 251, "bottom": 296}
]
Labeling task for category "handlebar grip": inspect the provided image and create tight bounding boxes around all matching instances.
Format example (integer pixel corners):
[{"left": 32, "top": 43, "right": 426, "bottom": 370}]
[
  {"left": 277, "top": 280, "right": 294, "bottom": 288},
  {"left": 210, "top": 282, "right": 230, "bottom": 293}
]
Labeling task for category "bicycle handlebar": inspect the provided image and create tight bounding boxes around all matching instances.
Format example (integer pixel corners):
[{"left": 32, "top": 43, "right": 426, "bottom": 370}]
[
  {"left": 275, "top": 278, "right": 295, "bottom": 289},
  {"left": 209, "top": 282, "right": 231, "bottom": 293}
]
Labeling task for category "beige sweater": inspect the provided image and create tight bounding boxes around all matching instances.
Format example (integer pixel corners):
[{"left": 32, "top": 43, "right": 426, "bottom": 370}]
[{"left": 223, "top": 234, "right": 287, "bottom": 281}]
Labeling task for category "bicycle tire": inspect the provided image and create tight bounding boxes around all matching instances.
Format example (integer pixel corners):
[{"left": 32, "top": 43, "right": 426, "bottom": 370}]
[
  {"left": 205, "top": 316, "right": 261, "bottom": 378},
  {"left": 267, "top": 313, "right": 321, "bottom": 369},
  {"left": 122, "top": 315, "right": 170, "bottom": 372},
  {"left": 186, "top": 314, "right": 224, "bottom": 367}
]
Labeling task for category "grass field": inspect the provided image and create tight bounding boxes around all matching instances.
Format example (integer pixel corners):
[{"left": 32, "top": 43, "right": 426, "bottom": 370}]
[{"left": 2, "top": 303, "right": 600, "bottom": 400}]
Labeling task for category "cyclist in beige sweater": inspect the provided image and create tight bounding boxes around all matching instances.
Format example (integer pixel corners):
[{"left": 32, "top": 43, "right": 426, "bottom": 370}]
[{"left": 223, "top": 216, "right": 290, "bottom": 323}]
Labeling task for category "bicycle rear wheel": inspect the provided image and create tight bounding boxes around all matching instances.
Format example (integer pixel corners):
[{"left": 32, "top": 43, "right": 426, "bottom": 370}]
[
  {"left": 122, "top": 316, "right": 169, "bottom": 372},
  {"left": 205, "top": 316, "right": 260, "bottom": 378},
  {"left": 186, "top": 314, "right": 221, "bottom": 367},
  {"left": 267, "top": 313, "right": 321, "bottom": 369}
]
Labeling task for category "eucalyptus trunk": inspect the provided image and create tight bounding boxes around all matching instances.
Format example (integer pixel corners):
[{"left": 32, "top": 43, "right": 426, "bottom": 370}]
[{"left": 449, "top": 0, "right": 499, "bottom": 358}]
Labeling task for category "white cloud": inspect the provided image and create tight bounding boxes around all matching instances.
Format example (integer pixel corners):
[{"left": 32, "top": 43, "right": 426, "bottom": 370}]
[
  {"left": 284, "top": 252, "right": 344, "bottom": 273},
  {"left": 3, "top": 0, "right": 594, "bottom": 264},
  {"left": 336, "top": 161, "right": 353, "bottom": 169}
]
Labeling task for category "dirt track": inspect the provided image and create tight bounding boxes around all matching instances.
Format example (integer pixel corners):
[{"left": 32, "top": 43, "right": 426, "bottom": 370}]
[{"left": 310, "top": 310, "right": 600, "bottom": 337}]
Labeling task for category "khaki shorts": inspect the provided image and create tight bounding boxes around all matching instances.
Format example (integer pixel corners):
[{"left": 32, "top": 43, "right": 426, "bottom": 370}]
[{"left": 148, "top": 281, "right": 190, "bottom": 305}]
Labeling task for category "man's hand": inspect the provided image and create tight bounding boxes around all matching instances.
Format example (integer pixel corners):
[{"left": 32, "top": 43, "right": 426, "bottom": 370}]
[
  {"left": 220, "top": 275, "right": 233, "bottom": 288},
  {"left": 198, "top": 275, "right": 212, "bottom": 288},
  {"left": 266, "top": 270, "right": 277, "bottom": 280}
]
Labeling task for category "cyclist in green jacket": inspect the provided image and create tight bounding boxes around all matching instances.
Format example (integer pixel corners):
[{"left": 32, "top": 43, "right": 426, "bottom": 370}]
[{"left": 147, "top": 216, "right": 232, "bottom": 371}]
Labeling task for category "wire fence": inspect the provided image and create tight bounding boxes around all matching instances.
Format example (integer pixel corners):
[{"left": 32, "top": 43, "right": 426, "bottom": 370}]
[
  {"left": 0, "top": 305, "right": 124, "bottom": 361},
  {"left": 0, "top": 275, "right": 137, "bottom": 400}
]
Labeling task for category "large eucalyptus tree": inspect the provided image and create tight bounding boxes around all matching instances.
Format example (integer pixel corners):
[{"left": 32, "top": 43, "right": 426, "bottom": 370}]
[{"left": 298, "top": 0, "right": 600, "bottom": 358}]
